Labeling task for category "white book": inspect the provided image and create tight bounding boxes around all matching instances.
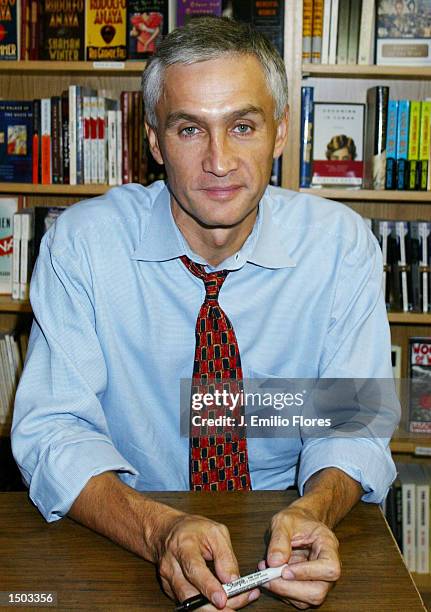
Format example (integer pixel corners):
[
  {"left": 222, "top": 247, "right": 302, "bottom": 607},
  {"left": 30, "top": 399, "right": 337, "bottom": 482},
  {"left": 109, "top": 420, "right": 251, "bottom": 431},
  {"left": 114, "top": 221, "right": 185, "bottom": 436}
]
[
  {"left": 116, "top": 109, "right": 123, "bottom": 186},
  {"left": 0, "top": 337, "right": 12, "bottom": 417},
  {"left": 321, "top": 0, "right": 332, "bottom": 64},
  {"left": 328, "top": 0, "right": 340, "bottom": 64},
  {"left": 391, "top": 345, "right": 402, "bottom": 379},
  {"left": 12, "top": 213, "right": 21, "bottom": 300},
  {"left": 107, "top": 109, "right": 117, "bottom": 186},
  {"left": 83, "top": 96, "right": 92, "bottom": 185},
  {"left": 41, "top": 98, "right": 52, "bottom": 184},
  {"left": 90, "top": 96, "right": 99, "bottom": 184},
  {"left": 97, "top": 97, "right": 106, "bottom": 184},
  {"left": 398, "top": 463, "right": 417, "bottom": 572},
  {"left": 380, "top": 221, "right": 389, "bottom": 302},
  {"left": 69, "top": 85, "right": 77, "bottom": 185},
  {"left": 19, "top": 212, "right": 33, "bottom": 301},
  {"left": 419, "top": 222, "right": 430, "bottom": 313},
  {"left": 358, "top": 0, "right": 375, "bottom": 64},
  {"left": 396, "top": 221, "right": 409, "bottom": 313},
  {"left": 414, "top": 466, "right": 430, "bottom": 574}
]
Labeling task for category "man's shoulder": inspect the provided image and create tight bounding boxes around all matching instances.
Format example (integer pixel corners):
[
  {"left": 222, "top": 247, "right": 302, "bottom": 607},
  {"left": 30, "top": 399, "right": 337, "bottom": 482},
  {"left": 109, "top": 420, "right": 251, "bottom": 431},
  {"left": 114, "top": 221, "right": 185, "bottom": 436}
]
[{"left": 44, "top": 181, "right": 165, "bottom": 257}]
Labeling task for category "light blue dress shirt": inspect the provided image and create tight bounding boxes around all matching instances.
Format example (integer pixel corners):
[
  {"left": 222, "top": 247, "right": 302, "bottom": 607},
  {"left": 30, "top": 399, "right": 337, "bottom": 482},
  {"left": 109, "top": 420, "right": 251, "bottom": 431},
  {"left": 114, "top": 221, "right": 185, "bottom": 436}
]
[{"left": 12, "top": 181, "right": 399, "bottom": 522}]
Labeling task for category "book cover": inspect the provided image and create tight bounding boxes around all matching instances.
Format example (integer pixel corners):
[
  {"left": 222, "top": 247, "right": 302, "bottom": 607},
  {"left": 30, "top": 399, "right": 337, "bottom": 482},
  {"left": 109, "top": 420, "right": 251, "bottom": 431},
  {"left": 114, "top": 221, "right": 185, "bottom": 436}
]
[
  {"left": 396, "top": 99, "right": 410, "bottom": 189},
  {"left": 177, "top": 0, "right": 222, "bottom": 27},
  {"left": 232, "top": 0, "right": 285, "bottom": 56},
  {"left": 311, "top": 102, "right": 365, "bottom": 186},
  {"left": 0, "top": 101, "right": 33, "bottom": 183},
  {"left": 385, "top": 100, "right": 398, "bottom": 189},
  {"left": 364, "top": 85, "right": 389, "bottom": 190},
  {"left": 299, "top": 86, "right": 314, "bottom": 188},
  {"left": 86, "top": 0, "right": 127, "bottom": 61},
  {"left": 409, "top": 337, "right": 431, "bottom": 433},
  {"left": 418, "top": 100, "right": 431, "bottom": 190},
  {"left": 127, "top": 1, "right": 168, "bottom": 59},
  {"left": 0, "top": 0, "right": 19, "bottom": 60},
  {"left": 407, "top": 100, "right": 421, "bottom": 190},
  {"left": 302, "top": 0, "right": 313, "bottom": 63},
  {"left": 40, "top": 0, "right": 85, "bottom": 61},
  {"left": 377, "top": 0, "right": 431, "bottom": 65},
  {"left": 0, "top": 197, "right": 19, "bottom": 294}
]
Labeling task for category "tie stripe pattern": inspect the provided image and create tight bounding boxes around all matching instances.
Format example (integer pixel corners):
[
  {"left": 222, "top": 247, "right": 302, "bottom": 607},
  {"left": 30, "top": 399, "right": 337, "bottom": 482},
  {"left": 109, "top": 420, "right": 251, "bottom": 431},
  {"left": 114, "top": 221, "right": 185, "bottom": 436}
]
[{"left": 180, "top": 255, "right": 251, "bottom": 491}]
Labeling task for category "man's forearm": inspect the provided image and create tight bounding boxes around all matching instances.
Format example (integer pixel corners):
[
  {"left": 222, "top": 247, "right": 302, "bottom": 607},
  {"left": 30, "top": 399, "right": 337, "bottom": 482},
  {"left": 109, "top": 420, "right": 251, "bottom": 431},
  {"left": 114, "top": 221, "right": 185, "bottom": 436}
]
[
  {"left": 68, "top": 471, "right": 183, "bottom": 562},
  {"left": 290, "top": 467, "right": 363, "bottom": 529}
]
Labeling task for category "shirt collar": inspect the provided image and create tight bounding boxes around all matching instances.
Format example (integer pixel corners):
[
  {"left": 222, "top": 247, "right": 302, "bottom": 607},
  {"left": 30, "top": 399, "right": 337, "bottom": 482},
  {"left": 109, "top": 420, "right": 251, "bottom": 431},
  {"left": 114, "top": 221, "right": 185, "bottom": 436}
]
[{"left": 131, "top": 183, "right": 296, "bottom": 269}]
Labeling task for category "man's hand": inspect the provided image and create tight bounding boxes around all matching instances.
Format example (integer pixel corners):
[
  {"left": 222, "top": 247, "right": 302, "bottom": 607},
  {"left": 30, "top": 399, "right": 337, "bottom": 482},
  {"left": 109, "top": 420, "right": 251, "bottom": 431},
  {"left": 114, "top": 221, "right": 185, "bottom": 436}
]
[
  {"left": 257, "top": 505, "right": 340, "bottom": 609},
  {"left": 152, "top": 508, "right": 260, "bottom": 610}
]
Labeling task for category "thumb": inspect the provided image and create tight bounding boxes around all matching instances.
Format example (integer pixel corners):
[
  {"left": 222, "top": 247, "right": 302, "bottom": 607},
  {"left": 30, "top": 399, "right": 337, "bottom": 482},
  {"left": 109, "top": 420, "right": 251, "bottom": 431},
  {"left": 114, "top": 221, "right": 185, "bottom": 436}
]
[{"left": 266, "top": 526, "right": 291, "bottom": 567}]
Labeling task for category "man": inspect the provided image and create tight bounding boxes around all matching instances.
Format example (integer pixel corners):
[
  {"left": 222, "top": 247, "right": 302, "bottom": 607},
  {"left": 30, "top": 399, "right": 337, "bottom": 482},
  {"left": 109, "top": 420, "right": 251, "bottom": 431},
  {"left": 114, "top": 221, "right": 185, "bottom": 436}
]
[{"left": 12, "top": 17, "right": 399, "bottom": 611}]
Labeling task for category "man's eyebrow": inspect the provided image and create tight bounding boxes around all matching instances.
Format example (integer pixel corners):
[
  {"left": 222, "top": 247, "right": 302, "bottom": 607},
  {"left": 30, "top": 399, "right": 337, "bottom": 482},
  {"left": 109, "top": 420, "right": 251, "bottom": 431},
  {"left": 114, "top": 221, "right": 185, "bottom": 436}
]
[{"left": 164, "top": 105, "right": 266, "bottom": 129}]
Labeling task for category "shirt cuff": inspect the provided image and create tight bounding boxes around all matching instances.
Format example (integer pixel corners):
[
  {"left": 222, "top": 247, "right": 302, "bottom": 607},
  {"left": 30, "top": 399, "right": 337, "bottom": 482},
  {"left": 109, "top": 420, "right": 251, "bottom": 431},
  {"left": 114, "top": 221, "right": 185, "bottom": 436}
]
[
  {"left": 298, "top": 437, "right": 396, "bottom": 504},
  {"left": 29, "top": 438, "right": 139, "bottom": 522}
]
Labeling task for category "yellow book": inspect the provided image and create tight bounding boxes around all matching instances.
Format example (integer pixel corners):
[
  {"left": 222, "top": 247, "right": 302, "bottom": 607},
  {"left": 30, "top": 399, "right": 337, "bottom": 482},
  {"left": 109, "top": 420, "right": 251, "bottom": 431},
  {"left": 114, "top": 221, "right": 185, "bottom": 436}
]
[
  {"left": 302, "top": 0, "right": 313, "bottom": 63},
  {"left": 419, "top": 101, "right": 431, "bottom": 191},
  {"left": 311, "top": 0, "right": 324, "bottom": 63},
  {"left": 407, "top": 101, "right": 421, "bottom": 190},
  {"left": 86, "top": 1, "right": 127, "bottom": 62}
]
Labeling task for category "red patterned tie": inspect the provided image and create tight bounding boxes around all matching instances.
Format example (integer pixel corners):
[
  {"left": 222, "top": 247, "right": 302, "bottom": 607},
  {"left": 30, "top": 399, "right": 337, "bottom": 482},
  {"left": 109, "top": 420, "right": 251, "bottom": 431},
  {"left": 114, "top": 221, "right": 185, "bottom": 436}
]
[{"left": 180, "top": 255, "right": 252, "bottom": 491}]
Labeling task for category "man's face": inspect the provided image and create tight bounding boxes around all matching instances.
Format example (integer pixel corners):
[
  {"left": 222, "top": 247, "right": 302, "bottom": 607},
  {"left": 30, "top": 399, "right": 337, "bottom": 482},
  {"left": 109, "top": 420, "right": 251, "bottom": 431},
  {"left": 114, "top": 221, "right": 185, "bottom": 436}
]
[{"left": 146, "top": 54, "right": 288, "bottom": 229}]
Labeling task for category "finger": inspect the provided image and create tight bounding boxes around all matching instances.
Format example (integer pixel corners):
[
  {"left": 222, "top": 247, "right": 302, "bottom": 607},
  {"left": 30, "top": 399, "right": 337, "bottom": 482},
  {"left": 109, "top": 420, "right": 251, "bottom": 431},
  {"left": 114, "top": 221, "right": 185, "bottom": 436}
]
[
  {"left": 177, "top": 548, "right": 227, "bottom": 609},
  {"left": 263, "top": 576, "right": 331, "bottom": 607},
  {"left": 266, "top": 528, "right": 291, "bottom": 567},
  {"left": 209, "top": 524, "right": 241, "bottom": 584},
  {"left": 282, "top": 559, "right": 340, "bottom": 582}
]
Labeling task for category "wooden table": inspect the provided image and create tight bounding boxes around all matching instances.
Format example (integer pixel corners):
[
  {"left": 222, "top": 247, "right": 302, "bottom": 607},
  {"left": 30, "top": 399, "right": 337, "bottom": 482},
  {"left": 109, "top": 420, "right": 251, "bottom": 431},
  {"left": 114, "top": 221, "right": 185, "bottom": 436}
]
[{"left": 0, "top": 491, "right": 426, "bottom": 611}]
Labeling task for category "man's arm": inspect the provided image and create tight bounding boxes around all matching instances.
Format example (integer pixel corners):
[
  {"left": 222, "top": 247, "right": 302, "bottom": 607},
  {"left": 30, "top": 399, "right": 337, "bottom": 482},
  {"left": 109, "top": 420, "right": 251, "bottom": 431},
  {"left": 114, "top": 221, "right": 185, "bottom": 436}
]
[{"left": 68, "top": 471, "right": 260, "bottom": 611}]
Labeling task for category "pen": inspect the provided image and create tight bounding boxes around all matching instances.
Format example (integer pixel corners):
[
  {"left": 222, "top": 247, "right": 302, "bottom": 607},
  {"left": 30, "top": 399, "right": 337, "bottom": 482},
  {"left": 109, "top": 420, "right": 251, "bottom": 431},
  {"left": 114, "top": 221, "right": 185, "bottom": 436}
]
[{"left": 174, "top": 563, "right": 288, "bottom": 611}]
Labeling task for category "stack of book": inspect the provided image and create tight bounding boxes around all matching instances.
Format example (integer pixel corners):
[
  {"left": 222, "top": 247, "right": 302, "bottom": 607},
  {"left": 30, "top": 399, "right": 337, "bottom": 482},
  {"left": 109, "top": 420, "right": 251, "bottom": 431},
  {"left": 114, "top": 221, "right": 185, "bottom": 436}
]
[
  {"left": 302, "top": 0, "right": 431, "bottom": 66},
  {"left": 385, "top": 462, "right": 431, "bottom": 574},
  {"left": 0, "top": 329, "right": 27, "bottom": 425},
  {"left": 300, "top": 86, "right": 431, "bottom": 191}
]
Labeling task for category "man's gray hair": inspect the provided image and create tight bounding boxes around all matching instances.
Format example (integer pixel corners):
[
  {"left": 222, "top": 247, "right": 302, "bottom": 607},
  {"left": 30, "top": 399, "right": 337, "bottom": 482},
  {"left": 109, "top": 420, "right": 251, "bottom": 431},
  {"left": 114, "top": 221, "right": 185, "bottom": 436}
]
[{"left": 142, "top": 16, "right": 289, "bottom": 128}]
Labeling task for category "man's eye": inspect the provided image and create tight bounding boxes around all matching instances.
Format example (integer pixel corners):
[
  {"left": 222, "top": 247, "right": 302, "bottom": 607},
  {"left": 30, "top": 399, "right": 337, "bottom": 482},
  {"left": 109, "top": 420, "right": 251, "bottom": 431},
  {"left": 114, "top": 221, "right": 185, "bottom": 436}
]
[
  {"left": 233, "top": 124, "right": 252, "bottom": 134},
  {"left": 181, "top": 127, "right": 199, "bottom": 137}
]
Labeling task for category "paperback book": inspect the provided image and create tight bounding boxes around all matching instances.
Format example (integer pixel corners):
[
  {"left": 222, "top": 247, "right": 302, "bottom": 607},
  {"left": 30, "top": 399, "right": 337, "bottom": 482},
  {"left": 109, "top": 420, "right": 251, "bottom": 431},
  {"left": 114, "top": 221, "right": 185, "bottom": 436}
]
[
  {"left": 0, "top": 0, "right": 19, "bottom": 60},
  {"left": 177, "top": 0, "right": 222, "bottom": 27},
  {"left": 86, "top": 0, "right": 127, "bottom": 61},
  {"left": 311, "top": 102, "right": 365, "bottom": 186},
  {"left": 0, "top": 101, "right": 33, "bottom": 183},
  {"left": 232, "top": 0, "right": 285, "bottom": 56},
  {"left": 0, "top": 197, "right": 19, "bottom": 294},
  {"left": 127, "top": 1, "right": 168, "bottom": 59},
  {"left": 409, "top": 337, "right": 431, "bottom": 433},
  {"left": 39, "top": 0, "right": 85, "bottom": 61}
]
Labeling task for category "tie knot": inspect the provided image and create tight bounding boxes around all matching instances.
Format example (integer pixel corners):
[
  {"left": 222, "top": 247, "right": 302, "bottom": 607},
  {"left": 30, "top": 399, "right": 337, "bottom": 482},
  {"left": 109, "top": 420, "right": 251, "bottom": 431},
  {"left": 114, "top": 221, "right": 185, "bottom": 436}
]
[{"left": 180, "top": 255, "right": 229, "bottom": 301}]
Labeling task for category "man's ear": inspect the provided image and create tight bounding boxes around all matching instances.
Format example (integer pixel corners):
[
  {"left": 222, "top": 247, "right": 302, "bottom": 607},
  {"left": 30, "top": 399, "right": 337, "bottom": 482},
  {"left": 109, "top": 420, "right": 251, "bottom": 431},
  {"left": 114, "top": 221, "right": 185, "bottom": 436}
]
[
  {"left": 273, "top": 106, "right": 289, "bottom": 159},
  {"left": 145, "top": 120, "right": 164, "bottom": 165}
]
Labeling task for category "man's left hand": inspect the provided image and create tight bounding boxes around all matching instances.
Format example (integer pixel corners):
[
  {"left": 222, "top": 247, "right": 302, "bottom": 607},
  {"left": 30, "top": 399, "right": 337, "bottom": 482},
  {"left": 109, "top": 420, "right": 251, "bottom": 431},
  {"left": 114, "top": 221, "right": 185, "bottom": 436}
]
[{"left": 257, "top": 505, "right": 341, "bottom": 609}]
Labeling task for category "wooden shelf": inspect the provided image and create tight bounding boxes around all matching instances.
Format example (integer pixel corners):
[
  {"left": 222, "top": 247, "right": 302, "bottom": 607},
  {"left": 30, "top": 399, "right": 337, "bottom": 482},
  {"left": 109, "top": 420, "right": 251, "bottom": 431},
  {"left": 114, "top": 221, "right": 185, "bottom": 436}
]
[
  {"left": 0, "top": 183, "right": 111, "bottom": 196},
  {"left": 302, "top": 64, "right": 431, "bottom": 80},
  {"left": 0, "top": 61, "right": 146, "bottom": 75},
  {"left": 390, "top": 432, "right": 431, "bottom": 454},
  {"left": 388, "top": 313, "right": 431, "bottom": 325},
  {"left": 300, "top": 188, "right": 431, "bottom": 202},
  {"left": 0, "top": 296, "right": 31, "bottom": 313}
]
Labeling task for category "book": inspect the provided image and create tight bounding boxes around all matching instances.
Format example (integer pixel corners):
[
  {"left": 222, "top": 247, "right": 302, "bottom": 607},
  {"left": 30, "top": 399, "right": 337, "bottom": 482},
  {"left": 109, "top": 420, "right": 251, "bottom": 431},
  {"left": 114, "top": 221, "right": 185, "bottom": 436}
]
[
  {"left": 40, "top": 0, "right": 85, "bottom": 61},
  {"left": 232, "top": 0, "right": 285, "bottom": 56},
  {"left": 364, "top": 86, "right": 389, "bottom": 190},
  {"left": 11, "top": 212, "right": 21, "bottom": 300},
  {"left": 411, "top": 464, "right": 430, "bottom": 574},
  {"left": 386, "top": 475, "right": 403, "bottom": 549},
  {"left": 40, "top": 98, "right": 51, "bottom": 185},
  {"left": 311, "top": 102, "right": 365, "bottom": 186},
  {"left": 336, "top": 0, "right": 350, "bottom": 64},
  {"left": 32, "top": 206, "right": 66, "bottom": 264},
  {"left": 86, "top": 0, "right": 127, "bottom": 61},
  {"left": 127, "top": 1, "right": 168, "bottom": 59},
  {"left": 396, "top": 99, "right": 410, "bottom": 190},
  {"left": 391, "top": 344, "right": 402, "bottom": 378},
  {"left": 302, "top": 0, "right": 313, "bottom": 62},
  {"left": 312, "top": 0, "right": 324, "bottom": 64},
  {"left": 395, "top": 220, "right": 409, "bottom": 312},
  {"left": 299, "top": 86, "right": 314, "bottom": 188},
  {"left": 385, "top": 100, "right": 398, "bottom": 189},
  {"left": 19, "top": 211, "right": 33, "bottom": 300},
  {"left": 177, "top": 0, "right": 222, "bottom": 27},
  {"left": 0, "top": 0, "right": 19, "bottom": 60},
  {"left": 376, "top": 0, "right": 431, "bottom": 66},
  {"left": 407, "top": 100, "right": 421, "bottom": 190},
  {"left": 347, "top": 0, "right": 362, "bottom": 64},
  {"left": 398, "top": 462, "right": 417, "bottom": 572},
  {"left": 0, "top": 197, "right": 19, "bottom": 294},
  {"left": 328, "top": 0, "right": 340, "bottom": 64},
  {"left": 0, "top": 101, "right": 33, "bottom": 183},
  {"left": 418, "top": 221, "right": 431, "bottom": 313},
  {"left": 373, "top": 219, "right": 392, "bottom": 306},
  {"left": 358, "top": 0, "right": 376, "bottom": 64},
  {"left": 408, "top": 221, "right": 422, "bottom": 312},
  {"left": 409, "top": 337, "right": 431, "bottom": 434},
  {"left": 418, "top": 100, "right": 431, "bottom": 190},
  {"left": 321, "top": 0, "right": 332, "bottom": 63}
]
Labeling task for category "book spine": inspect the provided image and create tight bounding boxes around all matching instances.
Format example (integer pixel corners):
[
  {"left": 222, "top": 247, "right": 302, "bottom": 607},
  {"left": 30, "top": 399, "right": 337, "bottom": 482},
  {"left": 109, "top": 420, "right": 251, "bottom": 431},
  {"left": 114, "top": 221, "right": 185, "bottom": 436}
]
[
  {"left": 51, "top": 97, "right": 61, "bottom": 184},
  {"left": 29, "top": 0, "right": 38, "bottom": 60},
  {"left": 83, "top": 96, "right": 92, "bottom": 185},
  {"left": 97, "top": 97, "right": 106, "bottom": 184},
  {"left": 68, "top": 85, "right": 77, "bottom": 185},
  {"left": 32, "top": 98, "right": 40, "bottom": 184},
  {"left": 61, "top": 91, "right": 69, "bottom": 184},
  {"left": 311, "top": 0, "right": 324, "bottom": 64},
  {"left": 416, "top": 483, "right": 429, "bottom": 573},
  {"left": 419, "top": 101, "right": 431, "bottom": 191},
  {"left": 366, "top": 86, "right": 389, "bottom": 190},
  {"left": 121, "top": 92, "right": 129, "bottom": 184},
  {"left": 347, "top": 0, "right": 361, "bottom": 64},
  {"left": 402, "top": 482, "right": 416, "bottom": 571},
  {"left": 139, "top": 95, "right": 148, "bottom": 185},
  {"left": 20, "top": 0, "right": 28, "bottom": 61},
  {"left": 336, "top": 0, "right": 350, "bottom": 64},
  {"left": 108, "top": 110, "right": 117, "bottom": 186},
  {"left": 321, "top": 0, "right": 332, "bottom": 64},
  {"left": 90, "top": 96, "right": 99, "bottom": 185},
  {"left": 328, "top": 0, "right": 340, "bottom": 64},
  {"left": 41, "top": 98, "right": 51, "bottom": 185},
  {"left": 116, "top": 109, "right": 122, "bottom": 185},
  {"left": 419, "top": 222, "right": 430, "bottom": 313},
  {"left": 76, "top": 87, "right": 84, "bottom": 184},
  {"left": 19, "top": 212, "right": 32, "bottom": 301},
  {"left": 407, "top": 101, "right": 421, "bottom": 191},
  {"left": 12, "top": 213, "right": 21, "bottom": 301},
  {"left": 396, "top": 100, "right": 410, "bottom": 190},
  {"left": 385, "top": 100, "right": 398, "bottom": 190},
  {"left": 302, "top": 0, "right": 314, "bottom": 63},
  {"left": 299, "top": 86, "right": 314, "bottom": 188},
  {"left": 127, "top": 91, "right": 134, "bottom": 183},
  {"left": 132, "top": 91, "right": 140, "bottom": 183},
  {"left": 358, "top": 0, "right": 375, "bottom": 64},
  {"left": 396, "top": 221, "right": 409, "bottom": 312}
]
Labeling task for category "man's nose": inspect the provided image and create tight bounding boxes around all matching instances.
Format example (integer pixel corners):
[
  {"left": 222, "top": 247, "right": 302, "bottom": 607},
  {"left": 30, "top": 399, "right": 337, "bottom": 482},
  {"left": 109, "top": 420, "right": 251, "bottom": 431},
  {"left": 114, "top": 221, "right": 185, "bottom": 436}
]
[{"left": 202, "top": 134, "right": 238, "bottom": 176}]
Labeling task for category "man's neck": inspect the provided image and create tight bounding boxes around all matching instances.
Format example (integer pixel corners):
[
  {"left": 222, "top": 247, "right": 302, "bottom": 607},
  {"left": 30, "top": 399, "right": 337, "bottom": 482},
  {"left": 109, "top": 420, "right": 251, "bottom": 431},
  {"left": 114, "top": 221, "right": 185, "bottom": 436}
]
[{"left": 171, "top": 200, "right": 258, "bottom": 267}]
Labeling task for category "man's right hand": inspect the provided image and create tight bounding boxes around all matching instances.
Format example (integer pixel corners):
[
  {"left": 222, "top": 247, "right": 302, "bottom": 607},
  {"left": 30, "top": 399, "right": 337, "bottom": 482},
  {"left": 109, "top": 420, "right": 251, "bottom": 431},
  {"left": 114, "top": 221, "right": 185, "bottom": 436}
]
[{"left": 151, "top": 508, "right": 261, "bottom": 610}]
